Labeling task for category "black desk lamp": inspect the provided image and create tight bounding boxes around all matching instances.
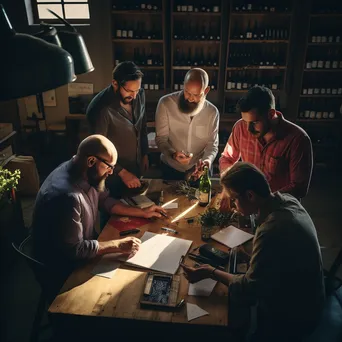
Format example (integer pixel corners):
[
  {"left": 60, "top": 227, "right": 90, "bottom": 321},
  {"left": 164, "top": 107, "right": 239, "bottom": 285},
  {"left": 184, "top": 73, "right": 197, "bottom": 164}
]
[
  {"left": 36, "top": 9, "right": 94, "bottom": 76},
  {"left": 0, "top": 4, "right": 76, "bottom": 102}
]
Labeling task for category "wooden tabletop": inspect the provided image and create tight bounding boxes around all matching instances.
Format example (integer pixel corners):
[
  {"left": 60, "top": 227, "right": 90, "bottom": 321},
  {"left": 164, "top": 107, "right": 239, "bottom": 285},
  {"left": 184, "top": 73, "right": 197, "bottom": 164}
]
[{"left": 48, "top": 179, "right": 233, "bottom": 329}]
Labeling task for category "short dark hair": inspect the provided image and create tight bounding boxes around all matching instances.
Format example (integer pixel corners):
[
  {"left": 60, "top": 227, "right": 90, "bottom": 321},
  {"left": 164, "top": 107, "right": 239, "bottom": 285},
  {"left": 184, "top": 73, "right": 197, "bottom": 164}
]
[
  {"left": 112, "top": 61, "right": 143, "bottom": 85},
  {"left": 236, "top": 86, "right": 275, "bottom": 117},
  {"left": 221, "top": 162, "right": 271, "bottom": 198}
]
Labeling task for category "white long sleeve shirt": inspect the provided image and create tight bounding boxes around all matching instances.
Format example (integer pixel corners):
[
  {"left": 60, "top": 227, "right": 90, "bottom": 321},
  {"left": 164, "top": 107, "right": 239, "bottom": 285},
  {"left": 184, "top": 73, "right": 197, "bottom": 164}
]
[{"left": 155, "top": 92, "right": 219, "bottom": 172}]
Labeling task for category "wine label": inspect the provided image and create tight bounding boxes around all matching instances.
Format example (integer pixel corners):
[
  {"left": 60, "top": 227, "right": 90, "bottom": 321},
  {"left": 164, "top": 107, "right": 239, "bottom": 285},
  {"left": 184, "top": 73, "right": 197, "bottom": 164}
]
[{"left": 199, "top": 191, "right": 210, "bottom": 204}]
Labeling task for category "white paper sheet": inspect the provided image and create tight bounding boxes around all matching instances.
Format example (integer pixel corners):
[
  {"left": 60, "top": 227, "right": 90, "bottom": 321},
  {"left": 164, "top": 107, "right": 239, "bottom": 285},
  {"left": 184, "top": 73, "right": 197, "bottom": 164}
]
[
  {"left": 211, "top": 225, "right": 254, "bottom": 248},
  {"left": 91, "top": 253, "right": 121, "bottom": 279},
  {"left": 187, "top": 303, "right": 209, "bottom": 321},
  {"left": 124, "top": 232, "right": 192, "bottom": 274},
  {"left": 188, "top": 278, "right": 217, "bottom": 296},
  {"left": 163, "top": 202, "right": 179, "bottom": 209}
]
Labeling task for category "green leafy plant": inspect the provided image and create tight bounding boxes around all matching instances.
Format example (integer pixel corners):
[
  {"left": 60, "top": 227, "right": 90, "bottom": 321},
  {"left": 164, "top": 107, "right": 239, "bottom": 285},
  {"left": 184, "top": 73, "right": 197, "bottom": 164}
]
[
  {"left": 174, "top": 181, "right": 199, "bottom": 200},
  {"left": 199, "top": 208, "right": 234, "bottom": 227},
  {"left": 0, "top": 167, "right": 21, "bottom": 202}
]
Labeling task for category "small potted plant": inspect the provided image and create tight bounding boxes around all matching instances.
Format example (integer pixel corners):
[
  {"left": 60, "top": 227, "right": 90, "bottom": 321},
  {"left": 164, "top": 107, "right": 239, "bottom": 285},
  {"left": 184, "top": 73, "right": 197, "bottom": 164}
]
[
  {"left": 0, "top": 167, "right": 20, "bottom": 207},
  {"left": 198, "top": 208, "right": 220, "bottom": 241}
]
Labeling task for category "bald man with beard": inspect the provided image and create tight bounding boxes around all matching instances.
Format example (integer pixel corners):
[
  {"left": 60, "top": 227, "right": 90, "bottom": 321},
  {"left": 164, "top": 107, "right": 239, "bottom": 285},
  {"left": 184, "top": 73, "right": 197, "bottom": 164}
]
[
  {"left": 31, "top": 135, "right": 165, "bottom": 302},
  {"left": 155, "top": 68, "right": 220, "bottom": 180}
]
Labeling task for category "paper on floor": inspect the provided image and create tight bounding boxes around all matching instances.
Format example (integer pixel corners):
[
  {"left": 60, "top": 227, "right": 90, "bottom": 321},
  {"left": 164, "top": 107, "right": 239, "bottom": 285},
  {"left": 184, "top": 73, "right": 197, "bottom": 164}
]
[
  {"left": 187, "top": 303, "right": 209, "bottom": 321},
  {"left": 188, "top": 278, "right": 217, "bottom": 296},
  {"left": 91, "top": 253, "right": 121, "bottom": 279}
]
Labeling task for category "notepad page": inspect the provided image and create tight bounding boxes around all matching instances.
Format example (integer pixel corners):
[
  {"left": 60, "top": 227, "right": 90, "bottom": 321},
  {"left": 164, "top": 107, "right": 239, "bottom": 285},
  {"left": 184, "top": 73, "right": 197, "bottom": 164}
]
[
  {"left": 211, "top": 225, "right": 254, "bottom": 248},
  {"left": 125, "top": 232, "right": 192, "bottom": 274}
]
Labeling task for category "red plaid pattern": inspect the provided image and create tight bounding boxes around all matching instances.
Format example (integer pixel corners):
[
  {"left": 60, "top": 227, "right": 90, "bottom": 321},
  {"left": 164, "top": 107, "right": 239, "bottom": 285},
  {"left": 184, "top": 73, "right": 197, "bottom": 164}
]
[{"left": 219, "top": 112, "right": 313, "bottom": 198}]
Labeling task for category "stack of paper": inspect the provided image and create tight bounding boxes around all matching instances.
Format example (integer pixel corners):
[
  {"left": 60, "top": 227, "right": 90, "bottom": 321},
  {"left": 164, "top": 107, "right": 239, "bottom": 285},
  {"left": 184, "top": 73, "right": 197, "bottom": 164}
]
[
  {"left": 211, "top": 225, "right": 254, "bottom": 248},
  {"left": 124, "top": 232, "right": 192, "bottom": 274}
]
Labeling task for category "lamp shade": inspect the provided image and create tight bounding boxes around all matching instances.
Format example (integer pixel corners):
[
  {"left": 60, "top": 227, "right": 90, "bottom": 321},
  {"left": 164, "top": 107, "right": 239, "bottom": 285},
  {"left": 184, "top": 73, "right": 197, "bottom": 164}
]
[
  {"left": 58, "top": 30, "right": 94, "bottom": 75},
  {"left": 46, "top": 9, "right": 94, "bottom": 75},
  {"left": 0, "top": 5, "right": 76, "bottom": 102}
]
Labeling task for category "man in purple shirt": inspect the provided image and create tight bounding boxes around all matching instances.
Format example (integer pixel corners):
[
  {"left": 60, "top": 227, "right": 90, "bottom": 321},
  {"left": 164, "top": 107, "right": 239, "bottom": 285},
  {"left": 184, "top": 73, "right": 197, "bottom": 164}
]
[{"left": 32, "top": 135, "right": 165, "bottom": 302}]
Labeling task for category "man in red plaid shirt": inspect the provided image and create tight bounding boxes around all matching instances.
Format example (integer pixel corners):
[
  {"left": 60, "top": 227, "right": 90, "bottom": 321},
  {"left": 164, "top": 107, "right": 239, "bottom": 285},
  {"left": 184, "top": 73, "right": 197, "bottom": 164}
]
[{"left": 220, "top": 86, "right": 313, "bottom": 201}]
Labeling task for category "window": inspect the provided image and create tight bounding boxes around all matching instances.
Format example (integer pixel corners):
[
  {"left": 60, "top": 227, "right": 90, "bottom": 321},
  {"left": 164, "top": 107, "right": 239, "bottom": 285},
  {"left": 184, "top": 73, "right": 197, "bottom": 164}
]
[{"left": 31, "top": 0, "right": 90, "bottom": 22}]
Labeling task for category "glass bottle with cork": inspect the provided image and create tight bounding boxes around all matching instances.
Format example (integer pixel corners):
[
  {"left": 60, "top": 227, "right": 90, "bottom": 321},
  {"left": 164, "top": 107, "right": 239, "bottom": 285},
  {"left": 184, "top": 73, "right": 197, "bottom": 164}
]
[{"left": 199, "top": 166, "right": 211, "bottom": 207}]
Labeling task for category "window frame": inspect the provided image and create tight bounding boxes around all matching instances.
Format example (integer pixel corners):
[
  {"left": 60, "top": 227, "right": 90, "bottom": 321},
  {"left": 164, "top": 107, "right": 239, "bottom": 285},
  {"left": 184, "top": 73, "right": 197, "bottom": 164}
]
[{"left": 31, "top": 0, "right": 90, "bottom": 24}]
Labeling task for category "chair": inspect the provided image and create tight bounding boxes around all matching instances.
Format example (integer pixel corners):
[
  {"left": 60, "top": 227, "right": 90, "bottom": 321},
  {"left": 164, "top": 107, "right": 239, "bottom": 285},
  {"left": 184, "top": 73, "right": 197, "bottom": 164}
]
[
  {"left": 12, "top": 235, "right": 49, "bottom": 342},
  {"left": 322, "top": 247, "right": 342, "bottom": 296}
]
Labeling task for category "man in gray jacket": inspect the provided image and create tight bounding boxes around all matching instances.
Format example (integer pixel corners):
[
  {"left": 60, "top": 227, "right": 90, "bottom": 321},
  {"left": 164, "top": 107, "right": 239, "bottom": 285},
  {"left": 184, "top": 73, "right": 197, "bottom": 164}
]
[
  {"left": 87, "top": 62, "right": 148, "bottom": 196},
  {"left": 181, "top": 162, "right": 325, "bottom": 341},
  {"left": 155, "top": 68, "right": 219, "bottom": 180}
]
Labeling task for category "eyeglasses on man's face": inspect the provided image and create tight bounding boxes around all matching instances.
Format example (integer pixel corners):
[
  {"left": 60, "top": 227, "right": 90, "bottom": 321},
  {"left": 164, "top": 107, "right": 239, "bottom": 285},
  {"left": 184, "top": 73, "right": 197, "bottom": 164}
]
[
  {"left": 121, "top": 84, "right": 141, "bottom": 95},
  {"left": 94, "top": 155, "right": 115, "bottom": 171}
]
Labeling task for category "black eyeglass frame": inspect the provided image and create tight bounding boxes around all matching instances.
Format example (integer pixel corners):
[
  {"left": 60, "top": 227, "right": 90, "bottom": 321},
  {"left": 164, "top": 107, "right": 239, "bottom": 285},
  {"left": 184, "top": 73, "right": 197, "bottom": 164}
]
[{"left": 94, "top": 155, "right": 115, "bottom": 171}]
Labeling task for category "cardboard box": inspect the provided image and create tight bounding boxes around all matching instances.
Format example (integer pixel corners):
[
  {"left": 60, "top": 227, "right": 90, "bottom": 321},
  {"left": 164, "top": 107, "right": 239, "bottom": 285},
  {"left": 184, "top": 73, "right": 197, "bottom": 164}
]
[
  {"left": 6, "top": 156, "right": 40, "bottom": 196},
  {"left": 0, "top": 123, "right": 13, "bottom": 140}
]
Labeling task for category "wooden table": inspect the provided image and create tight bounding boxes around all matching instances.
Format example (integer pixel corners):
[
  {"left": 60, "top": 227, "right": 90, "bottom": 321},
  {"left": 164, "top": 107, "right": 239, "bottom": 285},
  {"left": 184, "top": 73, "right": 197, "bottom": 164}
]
[{"left": 48, "top": 180, "right": 245, "bottom": 340}]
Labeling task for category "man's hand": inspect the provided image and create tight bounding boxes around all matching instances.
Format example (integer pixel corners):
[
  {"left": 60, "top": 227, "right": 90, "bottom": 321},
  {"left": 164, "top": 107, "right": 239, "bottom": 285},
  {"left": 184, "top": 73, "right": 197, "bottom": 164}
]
[
  {"left": 140, "top": 155, "right": 149, "bottom": 174},
  {"left": 119, "top": 169, "right": 141, "bottom": 188},
  {"left": 142, "top": 204, "right": 167, "bottom": 219},
  {"left": 173, "top": 151, "right": 192, "bottom": 165},
  {"left": 181, "top": 263, "right": 213, "bottom": 283},
  {"left": 191, "top": 159, "right": 210, "bottom": 181},
  {"left": 219, "top": 192, "right": 233, "bottom": 212},
  {"left": 116, "top": 236, "right": 141, "bottom": 256}
]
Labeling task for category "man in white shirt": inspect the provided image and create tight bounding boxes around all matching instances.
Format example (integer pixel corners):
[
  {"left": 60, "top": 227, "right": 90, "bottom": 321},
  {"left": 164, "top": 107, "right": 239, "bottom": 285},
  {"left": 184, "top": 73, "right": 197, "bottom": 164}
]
[{"left": 155, "top": 68, "right": 219, "bottom": 180}]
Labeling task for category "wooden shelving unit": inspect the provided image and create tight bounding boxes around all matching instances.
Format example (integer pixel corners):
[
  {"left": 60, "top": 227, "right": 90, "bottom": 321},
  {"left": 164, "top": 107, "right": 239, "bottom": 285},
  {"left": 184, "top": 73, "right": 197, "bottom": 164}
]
[
  {"left": 108, "top": 0, "right": 341, "bottom": 170},
  {"left": 295, "top": 0, "right": 342, "bottom": 168},
  {"left": 111, "top": 0, "right": 168, "bottom": 114},
  {"left": 223, "top": 0, "right": 294, "bottom": 124},
  {"left": 170, "top": 0, "right": 223, "bottom": 108}
]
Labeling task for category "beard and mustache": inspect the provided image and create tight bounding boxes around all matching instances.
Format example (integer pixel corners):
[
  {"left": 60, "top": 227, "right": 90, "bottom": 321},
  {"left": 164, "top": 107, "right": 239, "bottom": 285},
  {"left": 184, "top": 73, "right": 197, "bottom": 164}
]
[
  {"left": 87, "top": 165, "right": 108, "bottom": 192},
  {"left": 116, "top": 86, "right": 134, "bottom": 105},
  {"left": 178, "top": 91, "right": 206, "bottom": 115}
]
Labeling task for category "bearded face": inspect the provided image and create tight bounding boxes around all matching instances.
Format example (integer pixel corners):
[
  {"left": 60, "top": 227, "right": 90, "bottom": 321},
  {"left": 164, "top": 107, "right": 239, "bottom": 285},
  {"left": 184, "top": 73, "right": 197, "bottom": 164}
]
[
  {"left": 178, "top": 91, "right": 200, "bottom": 113},
  {"left": 87, "top": 164, "right": 107, "bottom": 192}
]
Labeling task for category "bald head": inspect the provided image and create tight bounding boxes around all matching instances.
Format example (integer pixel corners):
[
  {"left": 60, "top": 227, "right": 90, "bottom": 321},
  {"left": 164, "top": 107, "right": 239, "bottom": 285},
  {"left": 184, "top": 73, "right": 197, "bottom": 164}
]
[
  {"left": 184, "top": 68, "right": 209, "bottom": 90},
  {"left": 77, "top": 135, "right": 117, "bottom": 164}
]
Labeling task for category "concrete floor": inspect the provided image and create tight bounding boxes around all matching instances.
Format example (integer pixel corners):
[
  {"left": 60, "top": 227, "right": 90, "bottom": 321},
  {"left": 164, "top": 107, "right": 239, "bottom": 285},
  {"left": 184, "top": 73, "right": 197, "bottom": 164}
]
[{"left": 1, "top": 165, "right": 342, "bottom": 342}]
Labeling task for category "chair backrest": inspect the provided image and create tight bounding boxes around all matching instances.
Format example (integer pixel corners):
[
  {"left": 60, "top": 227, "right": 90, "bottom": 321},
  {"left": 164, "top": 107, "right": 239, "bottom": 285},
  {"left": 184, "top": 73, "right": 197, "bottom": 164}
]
[
  {"left": 12, "top": 235, "right": 45, "bottom": 272},
  {"left": 325, "top": 247, "right": 342, "bottom": 295}
]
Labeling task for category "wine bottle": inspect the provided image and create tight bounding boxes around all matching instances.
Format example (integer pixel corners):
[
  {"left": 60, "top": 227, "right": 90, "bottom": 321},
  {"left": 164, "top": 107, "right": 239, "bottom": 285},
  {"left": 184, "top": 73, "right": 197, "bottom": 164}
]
[
  {"left": 122, "top": 21, "right": 128, "bottom": 38},
  {"left": 227, "top": 71, "right": 232, "bottom": 90},
  {"left": 155, "top": 73, "right": 160, "bottom": 91},
  {"left": 199, "top": 166, "right": 211, "bottom": 207},
  {"left": 187, "top": 47, "right": 192, "bottom": 66},
  {"left": 253, "top": 21, "right": 258, "bottom": 39},
  {"left": 246, "top": 20, "right": 252, "bottom": 39},
  {"left": 147, "top": 48, "right": 153, "bottom": 65}
]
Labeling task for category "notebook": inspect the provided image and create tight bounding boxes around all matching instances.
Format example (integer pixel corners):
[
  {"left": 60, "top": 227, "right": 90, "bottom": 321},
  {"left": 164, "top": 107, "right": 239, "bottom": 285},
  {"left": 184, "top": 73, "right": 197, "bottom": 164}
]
[
  {"left": 210, "top": 225, "right": 254, "bottom": 248},
  {"left": 124, "top": 195, "right": 155, "bottom": 209}
]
